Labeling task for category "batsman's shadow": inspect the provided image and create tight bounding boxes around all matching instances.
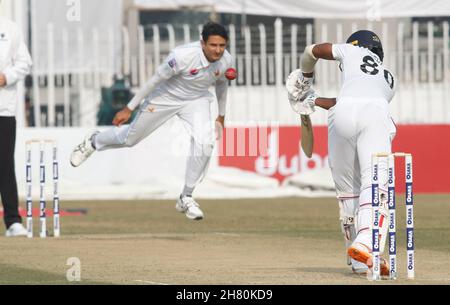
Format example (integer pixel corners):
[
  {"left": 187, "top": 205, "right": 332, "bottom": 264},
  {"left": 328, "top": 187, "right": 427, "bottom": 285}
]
[{"left": 297, "top": 267, "right": 361, "bottom": 278}]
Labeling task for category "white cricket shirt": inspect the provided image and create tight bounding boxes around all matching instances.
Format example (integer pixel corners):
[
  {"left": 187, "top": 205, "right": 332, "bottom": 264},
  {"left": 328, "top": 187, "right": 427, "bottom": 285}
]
[
  {"left": 332, "top": 43, "right": 395, "bottom": 103},
  {"left": 128, "top": 41, "right": 232, "bottom": 116}
]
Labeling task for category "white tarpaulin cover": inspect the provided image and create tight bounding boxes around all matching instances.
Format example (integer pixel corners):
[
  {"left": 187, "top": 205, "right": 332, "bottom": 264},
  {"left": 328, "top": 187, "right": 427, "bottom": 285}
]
[{"left": 134, "top": 0, "right": 450, "bottom": 19}]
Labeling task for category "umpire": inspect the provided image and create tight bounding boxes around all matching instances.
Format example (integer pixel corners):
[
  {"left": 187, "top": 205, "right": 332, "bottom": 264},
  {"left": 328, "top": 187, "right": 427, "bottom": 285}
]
[{"left": 0, "top": 17, "right": 32, "bottom": 236}]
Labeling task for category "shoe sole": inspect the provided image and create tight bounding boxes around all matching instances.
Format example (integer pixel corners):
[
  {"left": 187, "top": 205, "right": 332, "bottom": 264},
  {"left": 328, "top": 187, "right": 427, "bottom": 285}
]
[
  {"left": 189, "top": 216, "right": 203, "bottom": 221},
  {"left": 185, "top": 213, "right": 203, "bottom": 221},
  {"left": 178, "top": 210, "right": 203, "bottom": 220},
  {"left": 70, "top": 154, "right": 92, "bottom": 167},
  {"left": 70, "top": 154, "right": 83, "bottom": 168},
  {"left": 347, "top": 244, "right": 389, "bottom": 276}
]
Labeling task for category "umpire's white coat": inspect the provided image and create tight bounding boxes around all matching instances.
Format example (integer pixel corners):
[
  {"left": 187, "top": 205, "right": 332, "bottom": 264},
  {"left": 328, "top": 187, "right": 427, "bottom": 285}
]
[{"left": 0, "top": 18, "right": 32, "bottom": 117}]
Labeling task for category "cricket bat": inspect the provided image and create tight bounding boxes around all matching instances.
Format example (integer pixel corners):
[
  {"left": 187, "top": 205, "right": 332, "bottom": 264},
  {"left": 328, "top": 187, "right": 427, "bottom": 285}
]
[{"left": 300, "top": 114, "right": 314, "bottom": 158}]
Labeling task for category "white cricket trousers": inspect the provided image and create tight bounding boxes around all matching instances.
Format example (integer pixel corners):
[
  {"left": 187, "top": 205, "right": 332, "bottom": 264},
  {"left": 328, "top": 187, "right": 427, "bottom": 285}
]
[
  {"left": 94, "top": 97, "right": 215, "bottom": 190},
  {"left": 328, "top": 98, "right": 396, "bottom": 248}
]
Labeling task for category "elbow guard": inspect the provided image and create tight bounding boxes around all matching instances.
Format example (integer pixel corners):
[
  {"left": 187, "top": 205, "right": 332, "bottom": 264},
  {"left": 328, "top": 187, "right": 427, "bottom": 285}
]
[{"left": 301, "top": 44, "right": 318, "bottom": 74}]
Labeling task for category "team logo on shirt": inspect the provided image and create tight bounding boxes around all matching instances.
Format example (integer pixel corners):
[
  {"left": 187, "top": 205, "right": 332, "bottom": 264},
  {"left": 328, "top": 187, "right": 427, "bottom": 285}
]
[
  {"left": 168, "top": 58, "right": 177, "bottom": 69},
  {"left": 214, "top": 70, "right": 220, "bottom": 77},
  {"left": 190, "top": 69, "right": 199, "bottom": 76}
]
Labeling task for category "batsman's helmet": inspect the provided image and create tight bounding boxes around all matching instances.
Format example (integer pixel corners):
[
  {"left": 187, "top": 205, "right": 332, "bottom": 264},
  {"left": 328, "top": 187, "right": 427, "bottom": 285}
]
[{"left": 346, "top": 30, "right": 384, "bottom": 62}]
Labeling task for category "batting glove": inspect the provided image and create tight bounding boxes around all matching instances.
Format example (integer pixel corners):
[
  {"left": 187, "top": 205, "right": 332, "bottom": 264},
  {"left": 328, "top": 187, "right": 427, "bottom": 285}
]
[
  {"left": 289, "top": 90, "right": 318, "bottom": 115},
  {"left": 286, "top": 69, "right": 314, "bottom": 100}
]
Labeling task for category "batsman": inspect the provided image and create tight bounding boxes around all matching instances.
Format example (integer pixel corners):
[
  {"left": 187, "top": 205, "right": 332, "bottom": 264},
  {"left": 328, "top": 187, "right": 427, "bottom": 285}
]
[
  {"left": 286, "top": 30, "right": 396, "bottom": 276},
  {"left": 70, "top": 22, "right": 234, "bottom": 221}
]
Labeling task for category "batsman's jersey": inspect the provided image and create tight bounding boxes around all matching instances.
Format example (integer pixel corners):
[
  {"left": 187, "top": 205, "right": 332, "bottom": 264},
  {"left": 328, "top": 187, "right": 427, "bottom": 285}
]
[
  {"left": 149, "top": 41, "right": 232, "bottom": 103},
  {"left": 332, "top": 44, "right": 395, "bottom": 103},
  {"left": 328, "top": 43, "right": 397, "bottom": 196}
]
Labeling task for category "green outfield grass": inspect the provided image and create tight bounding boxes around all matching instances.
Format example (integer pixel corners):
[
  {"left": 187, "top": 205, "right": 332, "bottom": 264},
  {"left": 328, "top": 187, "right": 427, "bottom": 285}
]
[{"left": 0, "top": 195, "right": 449, "bottom": 285}]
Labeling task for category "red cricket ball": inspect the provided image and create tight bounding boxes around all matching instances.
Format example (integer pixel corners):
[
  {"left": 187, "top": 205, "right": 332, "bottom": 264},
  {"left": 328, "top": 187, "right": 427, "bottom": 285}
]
[{"left": 225, "top": 68, "right": 237, "bottom": 80}]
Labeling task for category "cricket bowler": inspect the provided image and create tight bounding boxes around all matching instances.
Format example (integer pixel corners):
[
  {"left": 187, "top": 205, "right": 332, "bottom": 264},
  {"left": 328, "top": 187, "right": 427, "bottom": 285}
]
[{"left": 70, "top": 22, "right": 233, "bottom": 221}]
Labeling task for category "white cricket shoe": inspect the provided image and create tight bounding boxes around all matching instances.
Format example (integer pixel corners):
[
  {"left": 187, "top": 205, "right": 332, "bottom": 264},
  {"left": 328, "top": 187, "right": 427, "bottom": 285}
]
[
  {"left": 70, "top": 131, "right": 99, "bottom": 167},
  {"left": 351, "top": 258, "right": 369, "bottom": 275},
  {"left": 176, "top": 196, "right": 204, "bottom": 220},
  {"left": 5, "top": 223, "right": 28, "bottom": 237}
]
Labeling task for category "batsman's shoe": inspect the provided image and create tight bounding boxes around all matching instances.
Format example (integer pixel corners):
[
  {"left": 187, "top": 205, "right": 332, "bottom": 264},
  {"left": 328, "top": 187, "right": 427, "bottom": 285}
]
[
  {"left": 351, "top": 258, "right": 369, "bottom": 275},
  {"left": 347, "top": 242, "right": 390, "bottom": 277},
  {"left": 70, "top": 131, "right": 98, "bottom": 167},
  {"left": 5, "top": 223, "right": 28, "bottom": 237},
  {"left": 176, "top": 196, "right": 204, "bottom": 220}
]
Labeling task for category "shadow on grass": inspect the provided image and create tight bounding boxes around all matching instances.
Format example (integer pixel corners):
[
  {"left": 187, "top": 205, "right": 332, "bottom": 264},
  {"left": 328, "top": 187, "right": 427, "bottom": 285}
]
[{"left": 0, "top": 264, "right": 113, "bottom": 285}]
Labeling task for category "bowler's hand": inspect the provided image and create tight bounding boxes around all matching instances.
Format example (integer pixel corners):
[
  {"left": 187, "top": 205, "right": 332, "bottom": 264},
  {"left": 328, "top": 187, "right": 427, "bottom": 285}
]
[
  {"left": 215, "top": 115, "right": 225, "bottom": 140},
  {"left": 0, "top": 73, "right": 7, "bottom": 87},
  {"left": 112, "top": 107, "right": 132, "bottom": 126}
]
